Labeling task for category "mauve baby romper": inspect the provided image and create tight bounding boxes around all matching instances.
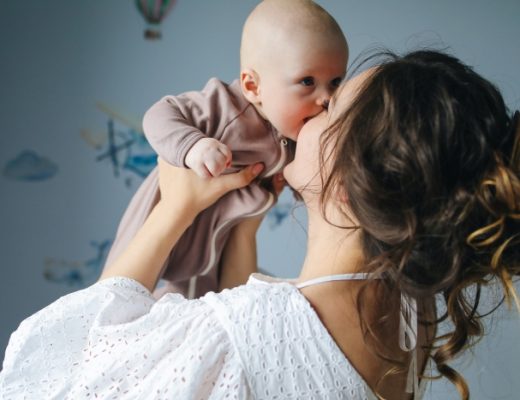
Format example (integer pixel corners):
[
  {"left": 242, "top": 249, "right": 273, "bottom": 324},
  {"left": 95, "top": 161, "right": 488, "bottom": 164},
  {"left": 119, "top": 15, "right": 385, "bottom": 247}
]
[{"left": 103, "top": 78, "right": 293, "bottom": 298}]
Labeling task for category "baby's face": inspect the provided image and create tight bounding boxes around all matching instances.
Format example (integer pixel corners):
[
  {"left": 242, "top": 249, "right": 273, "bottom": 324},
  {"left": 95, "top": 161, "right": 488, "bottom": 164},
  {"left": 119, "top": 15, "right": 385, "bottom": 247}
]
[{"left": 256, "top": 37, "right": 347, "bottom": 141}]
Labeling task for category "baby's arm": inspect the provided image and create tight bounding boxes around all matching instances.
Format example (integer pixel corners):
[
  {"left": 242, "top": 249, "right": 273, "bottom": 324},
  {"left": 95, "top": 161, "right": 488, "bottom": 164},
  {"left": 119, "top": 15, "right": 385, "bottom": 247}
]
[{"left": 142, "top": 78, "right": 234, "bottom": 178}]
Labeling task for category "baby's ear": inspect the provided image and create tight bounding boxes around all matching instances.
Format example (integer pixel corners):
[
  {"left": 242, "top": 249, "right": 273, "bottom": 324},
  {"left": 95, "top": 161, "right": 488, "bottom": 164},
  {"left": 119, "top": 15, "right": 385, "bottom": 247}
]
[{"left": 240, "top": 68, "right": 261, "bottom": 104}]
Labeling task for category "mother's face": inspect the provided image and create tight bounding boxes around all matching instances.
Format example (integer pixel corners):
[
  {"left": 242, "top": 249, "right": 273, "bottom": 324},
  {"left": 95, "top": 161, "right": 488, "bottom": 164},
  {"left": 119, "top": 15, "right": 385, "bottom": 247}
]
[{"left": 283, "top": 69, "right": 372, "bottom": 199}]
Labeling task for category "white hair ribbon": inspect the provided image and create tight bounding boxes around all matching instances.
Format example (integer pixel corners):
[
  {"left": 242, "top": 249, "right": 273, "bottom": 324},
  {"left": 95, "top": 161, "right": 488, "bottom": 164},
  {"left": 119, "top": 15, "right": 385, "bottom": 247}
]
[{"left": 399, "top": 292, "right": 418, "bottom": 395}]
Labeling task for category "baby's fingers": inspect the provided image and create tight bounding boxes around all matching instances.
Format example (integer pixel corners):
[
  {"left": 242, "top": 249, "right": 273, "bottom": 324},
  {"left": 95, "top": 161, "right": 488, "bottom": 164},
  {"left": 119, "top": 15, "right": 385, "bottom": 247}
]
[
  {"left": 205, "top": 151, "right": 230, "bottom": 177},
  {"left": 190, "top": 162, "right": 212, "bottom": 178},
  {"left": 218, "top": 145, "right": 232, "bottom": 168}
]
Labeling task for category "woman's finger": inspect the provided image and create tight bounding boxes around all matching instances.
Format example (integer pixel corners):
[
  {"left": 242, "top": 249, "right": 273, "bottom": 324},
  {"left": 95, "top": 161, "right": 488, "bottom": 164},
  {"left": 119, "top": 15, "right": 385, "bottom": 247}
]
[
  {"left": 272, "top": 173, "right": 286, "bottom": 196},
  {"left": 157, "top": 157, "right": 265, "bottom": 216},
  {"left": 215, "top": 163, "right": 264, "bottom": 194}
]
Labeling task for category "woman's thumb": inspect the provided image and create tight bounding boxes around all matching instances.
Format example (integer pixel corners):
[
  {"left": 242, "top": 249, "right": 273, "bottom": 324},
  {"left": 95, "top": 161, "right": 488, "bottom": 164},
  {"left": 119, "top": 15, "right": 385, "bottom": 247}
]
[{"left": 220, "top": 163, "right": 264, "bottom": 192}]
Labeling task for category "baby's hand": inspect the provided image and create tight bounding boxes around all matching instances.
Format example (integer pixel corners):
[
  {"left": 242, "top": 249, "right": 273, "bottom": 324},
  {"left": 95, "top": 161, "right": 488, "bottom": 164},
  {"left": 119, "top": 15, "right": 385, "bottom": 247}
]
[{"left": 184, "top": 138, "right": 232, "bottom": 178}]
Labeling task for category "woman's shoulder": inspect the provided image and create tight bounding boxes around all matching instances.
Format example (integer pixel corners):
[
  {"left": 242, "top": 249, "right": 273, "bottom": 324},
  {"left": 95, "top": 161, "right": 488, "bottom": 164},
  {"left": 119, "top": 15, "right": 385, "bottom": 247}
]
[
  {"left": 1, "top": 278, "right": 251, "bottom": 399},
  {"left": 201, "top": 273, "right": 300, "bottom": 319}
]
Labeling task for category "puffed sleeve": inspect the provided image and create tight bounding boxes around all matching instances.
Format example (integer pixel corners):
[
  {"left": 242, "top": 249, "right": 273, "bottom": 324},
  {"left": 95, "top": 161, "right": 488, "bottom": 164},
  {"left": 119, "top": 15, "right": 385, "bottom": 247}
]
[
  {"left": 142, "top": 78, "right": 245, "bottom": 167},
  {"left": 0, "top": 277, "right": 250, "bottom": 399}
]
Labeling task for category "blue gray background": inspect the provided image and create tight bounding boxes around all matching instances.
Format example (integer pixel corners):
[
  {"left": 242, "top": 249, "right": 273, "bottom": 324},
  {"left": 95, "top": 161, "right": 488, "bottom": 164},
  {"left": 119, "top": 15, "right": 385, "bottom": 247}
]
[{"left": 1, "top": 1, "right": 519, "bottom": 398}]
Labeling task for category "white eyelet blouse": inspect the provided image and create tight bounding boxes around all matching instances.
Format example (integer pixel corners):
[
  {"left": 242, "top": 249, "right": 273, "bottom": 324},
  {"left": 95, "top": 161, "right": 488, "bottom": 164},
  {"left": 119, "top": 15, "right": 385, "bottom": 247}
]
[{"left": 0, "top": 274, "right": 426, "bottom": 399}]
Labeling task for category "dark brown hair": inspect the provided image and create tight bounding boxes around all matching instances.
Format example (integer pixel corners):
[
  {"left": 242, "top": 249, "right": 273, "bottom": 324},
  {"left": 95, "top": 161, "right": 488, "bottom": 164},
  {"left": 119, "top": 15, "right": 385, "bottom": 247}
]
[{"left": 321, "top": 50, "right": 520, "bottom": 399}]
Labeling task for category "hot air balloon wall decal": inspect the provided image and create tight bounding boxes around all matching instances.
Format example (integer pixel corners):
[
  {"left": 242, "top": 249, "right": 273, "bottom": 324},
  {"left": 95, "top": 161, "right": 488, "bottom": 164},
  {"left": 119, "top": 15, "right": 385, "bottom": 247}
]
[{"left": 135, "top": 0, "right": 177, "bottom": 40}]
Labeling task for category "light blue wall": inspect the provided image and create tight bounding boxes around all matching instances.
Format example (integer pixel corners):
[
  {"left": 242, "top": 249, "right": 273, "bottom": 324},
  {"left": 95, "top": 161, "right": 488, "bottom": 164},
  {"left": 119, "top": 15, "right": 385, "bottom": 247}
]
[{"left": 1, "top": 1, "right": 519, "bottom": 398}]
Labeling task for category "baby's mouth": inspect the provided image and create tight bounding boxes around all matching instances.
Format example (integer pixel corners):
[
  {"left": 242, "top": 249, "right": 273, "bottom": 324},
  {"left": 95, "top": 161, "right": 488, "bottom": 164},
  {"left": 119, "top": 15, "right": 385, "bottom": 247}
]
[{"left": 303, "top": 110, "right": 322, "bottom": 124}]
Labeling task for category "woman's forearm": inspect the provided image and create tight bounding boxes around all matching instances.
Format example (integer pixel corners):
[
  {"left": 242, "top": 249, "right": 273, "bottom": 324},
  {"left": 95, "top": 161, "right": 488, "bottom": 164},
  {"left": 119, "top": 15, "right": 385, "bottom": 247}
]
[
  {"left": 99, "top": 201, "right": 195, "bottom": 292},
  {"left": 99, "top": 161, "right": 263, "bottom": 292}
]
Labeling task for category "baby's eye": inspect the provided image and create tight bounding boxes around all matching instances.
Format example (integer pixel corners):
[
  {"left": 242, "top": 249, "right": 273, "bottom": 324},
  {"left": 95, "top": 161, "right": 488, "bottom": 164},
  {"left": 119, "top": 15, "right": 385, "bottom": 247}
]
[
  {"left": 330, "top": 77, "right": 343, "bottom": 88},
  {"left": 300, "top": 77, "right": 315, "bottom": 86}
]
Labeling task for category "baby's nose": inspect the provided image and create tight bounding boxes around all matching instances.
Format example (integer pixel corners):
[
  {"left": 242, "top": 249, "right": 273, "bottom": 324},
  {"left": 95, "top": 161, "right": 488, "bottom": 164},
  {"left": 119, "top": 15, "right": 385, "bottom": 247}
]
[
  {"left": 322, "top": 99, "right": 330, "bottom": 110},
  {"left": 316, "top": 97, "right": 330, "bottom": 111},
  {"left": 316, "top": 91, "right": 331, "bottom": 110},
  {"left": 315, "top": 87, "right": 332, "bottom": 110}
]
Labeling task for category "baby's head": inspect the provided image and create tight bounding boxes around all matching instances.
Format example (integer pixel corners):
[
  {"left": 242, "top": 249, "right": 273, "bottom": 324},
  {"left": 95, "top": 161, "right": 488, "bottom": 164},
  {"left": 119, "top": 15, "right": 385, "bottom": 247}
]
[{"left": 240, "top": 0, "right": 348, "bottom": 141}]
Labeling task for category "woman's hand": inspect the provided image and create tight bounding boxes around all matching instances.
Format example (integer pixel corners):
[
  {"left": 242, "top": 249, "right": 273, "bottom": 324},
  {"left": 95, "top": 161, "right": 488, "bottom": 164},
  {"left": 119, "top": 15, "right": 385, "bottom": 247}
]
[
  {"left": 100, "top": 159, "right": 265, "bottom": 291},
  {"left": 157, "top": 157, "right": 265, "bottom": 220}
]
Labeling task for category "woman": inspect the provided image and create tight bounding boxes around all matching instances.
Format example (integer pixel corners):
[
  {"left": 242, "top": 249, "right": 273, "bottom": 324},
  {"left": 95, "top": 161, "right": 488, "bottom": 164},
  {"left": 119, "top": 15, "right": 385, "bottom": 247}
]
[{"left": 1, "top": 50, "right": 518, "bottom": 400}]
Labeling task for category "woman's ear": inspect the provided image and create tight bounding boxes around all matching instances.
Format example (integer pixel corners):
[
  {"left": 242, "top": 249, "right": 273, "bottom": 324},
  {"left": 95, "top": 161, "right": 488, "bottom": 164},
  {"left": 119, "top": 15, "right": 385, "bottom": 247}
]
[{"left": 240, "top": 68, "right": 261, "bottom": 104}]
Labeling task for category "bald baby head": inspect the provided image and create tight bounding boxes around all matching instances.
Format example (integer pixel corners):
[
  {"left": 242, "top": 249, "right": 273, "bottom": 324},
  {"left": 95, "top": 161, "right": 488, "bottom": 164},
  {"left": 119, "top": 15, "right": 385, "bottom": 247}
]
[
  {"left": 240, "top": 0, "right": 348, "bottom": 71},
  {"left": 239, "top": 0, "right": 348, "bottom": 141}
]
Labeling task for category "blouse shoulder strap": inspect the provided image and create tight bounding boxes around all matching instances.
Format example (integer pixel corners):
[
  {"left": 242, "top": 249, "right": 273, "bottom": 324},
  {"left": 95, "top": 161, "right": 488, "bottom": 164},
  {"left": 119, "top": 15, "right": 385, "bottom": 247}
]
[{"left": 295, "top": 273, "right": 376, "bottom": 289}]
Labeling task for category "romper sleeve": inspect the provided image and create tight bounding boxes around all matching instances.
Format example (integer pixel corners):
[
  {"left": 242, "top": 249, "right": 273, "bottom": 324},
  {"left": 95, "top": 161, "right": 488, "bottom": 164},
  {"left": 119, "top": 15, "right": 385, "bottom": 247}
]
[
  {"left": 143, "top": 78, "right": 242, "bottom": 167},
  {"left": 0, "top": 277, "right": 251, "bottom": 399}
]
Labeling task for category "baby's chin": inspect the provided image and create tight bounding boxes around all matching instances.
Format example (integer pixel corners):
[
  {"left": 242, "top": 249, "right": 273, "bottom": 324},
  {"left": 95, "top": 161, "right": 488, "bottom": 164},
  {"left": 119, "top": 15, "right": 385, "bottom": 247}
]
[
  {"left": 282, "top": 128, "right": 300, "bottom": 142},
  {"left": 285, "top": 134, "right": 298, "bottom": 142}
]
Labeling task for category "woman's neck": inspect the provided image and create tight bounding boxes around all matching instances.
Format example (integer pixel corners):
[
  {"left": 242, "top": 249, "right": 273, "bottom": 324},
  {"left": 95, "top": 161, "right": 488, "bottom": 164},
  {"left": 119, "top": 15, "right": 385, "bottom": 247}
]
[{"left": 298, "top": 206, "right": 365, "bottom": 282}]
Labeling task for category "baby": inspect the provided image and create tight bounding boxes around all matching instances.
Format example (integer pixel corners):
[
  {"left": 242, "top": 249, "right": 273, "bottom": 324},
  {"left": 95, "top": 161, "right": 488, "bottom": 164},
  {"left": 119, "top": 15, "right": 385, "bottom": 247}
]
[{"left": 104, "top": 0, "right": 348, "bottom": 298}]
